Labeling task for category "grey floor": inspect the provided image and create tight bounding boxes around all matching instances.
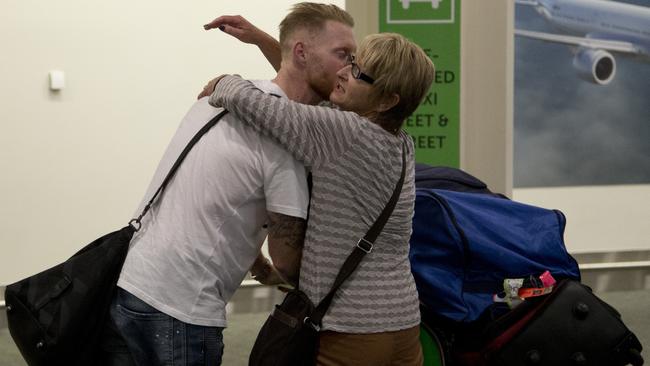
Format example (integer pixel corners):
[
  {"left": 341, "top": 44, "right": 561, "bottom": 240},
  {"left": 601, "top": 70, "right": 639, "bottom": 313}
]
[
  {"left": 1, "top": 288, "right": 649, "bottom": 366},
  {"left": 0, "top": 311, "right": 269, "bottom": 366}
]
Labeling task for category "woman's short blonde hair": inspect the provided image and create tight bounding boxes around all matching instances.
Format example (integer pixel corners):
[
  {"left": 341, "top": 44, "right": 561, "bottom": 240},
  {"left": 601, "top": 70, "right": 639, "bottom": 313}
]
[
  {"left": 279, "top": 2, "right": 354, "bottom": 56},
  {"left": 357, "top": 33, "right": 435, "bottom": 132}
]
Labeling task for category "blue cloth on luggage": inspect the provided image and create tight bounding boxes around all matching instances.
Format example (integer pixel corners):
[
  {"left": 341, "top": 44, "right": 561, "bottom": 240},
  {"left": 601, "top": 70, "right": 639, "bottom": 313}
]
[{"left": 410, "top": 189, "right": 581, "bottom": 323}]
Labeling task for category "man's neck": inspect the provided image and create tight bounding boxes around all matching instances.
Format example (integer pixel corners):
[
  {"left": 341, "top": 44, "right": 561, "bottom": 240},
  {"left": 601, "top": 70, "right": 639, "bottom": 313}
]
[{"left": 273, "top": 69, "right": 324, "bottom": 106}]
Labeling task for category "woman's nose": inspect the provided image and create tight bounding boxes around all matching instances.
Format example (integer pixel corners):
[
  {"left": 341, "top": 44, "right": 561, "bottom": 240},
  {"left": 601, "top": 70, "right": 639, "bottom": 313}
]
[{"left": 337, "top": 65, "right": 351, "bottom": 79}]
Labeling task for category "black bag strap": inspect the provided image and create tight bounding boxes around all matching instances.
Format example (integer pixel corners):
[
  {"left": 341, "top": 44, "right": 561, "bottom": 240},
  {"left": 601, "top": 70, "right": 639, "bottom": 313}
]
[
  {"left": 306, "top": 144, "right": 407, "bottom": 329},
  {"left": 129, "top": 110, "right": 229, "bottom": 231}
]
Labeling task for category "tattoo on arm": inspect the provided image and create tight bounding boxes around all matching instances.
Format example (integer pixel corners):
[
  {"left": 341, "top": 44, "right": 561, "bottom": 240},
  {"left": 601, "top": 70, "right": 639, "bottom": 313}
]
[
  {"left": 266, "top": 212, "right": 306, "bottom": 285},
  {"left": 267, "top": 212, "right": 306, "bottom": 249}
]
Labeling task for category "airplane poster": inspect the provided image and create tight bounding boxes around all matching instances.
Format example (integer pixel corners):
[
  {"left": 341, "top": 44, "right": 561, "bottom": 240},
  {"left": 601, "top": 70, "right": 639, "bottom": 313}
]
[{"left": 514, "top": 0, "right": 650, "bottom": 187}]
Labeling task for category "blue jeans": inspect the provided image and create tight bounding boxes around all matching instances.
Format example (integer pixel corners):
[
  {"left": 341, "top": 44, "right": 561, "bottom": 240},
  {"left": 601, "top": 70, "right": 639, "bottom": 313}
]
[{"left": 103, "top": 287, "right": 224, "bottom": 366}]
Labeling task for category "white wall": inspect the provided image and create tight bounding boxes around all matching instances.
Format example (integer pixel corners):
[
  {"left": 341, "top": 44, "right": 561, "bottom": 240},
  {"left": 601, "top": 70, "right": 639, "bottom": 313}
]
[
  {"left": 0, "top": 0, "right": 344, "bottom": 285},
  {"left": 460, "top": 0, "right": 514, "bottom": 198},
  {"left": 514, "top": 185, "right": 650, "bottom": 254},
  {"left": 1, "top": 0, "right": 647, "bottom": 285}
]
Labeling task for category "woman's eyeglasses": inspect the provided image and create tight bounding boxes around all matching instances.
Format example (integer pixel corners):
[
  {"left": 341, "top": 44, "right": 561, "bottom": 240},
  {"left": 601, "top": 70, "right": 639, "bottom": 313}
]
[{"left": 347, "top": 55, "right": 375, "bottom": 85}]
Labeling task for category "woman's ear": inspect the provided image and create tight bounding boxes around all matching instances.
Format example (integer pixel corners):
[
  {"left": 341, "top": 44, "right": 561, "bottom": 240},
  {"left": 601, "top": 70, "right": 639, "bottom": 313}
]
[{"left": 378, "top": 93, "right": 400, "bottom": 112}]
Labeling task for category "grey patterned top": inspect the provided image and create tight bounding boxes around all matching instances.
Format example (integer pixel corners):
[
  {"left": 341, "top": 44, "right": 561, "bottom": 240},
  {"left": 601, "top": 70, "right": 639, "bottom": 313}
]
[{"left": 210, "top": 76, "right": 420, "bottom": 333}]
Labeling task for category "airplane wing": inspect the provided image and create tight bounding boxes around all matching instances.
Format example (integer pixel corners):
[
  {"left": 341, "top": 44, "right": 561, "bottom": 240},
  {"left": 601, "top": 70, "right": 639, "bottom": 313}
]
[
  {"left": 515, "top": 29, "right": 641, "bottom": 54},
  {"left": 514, "top": 0, "right": 538, "bottom": 5}
]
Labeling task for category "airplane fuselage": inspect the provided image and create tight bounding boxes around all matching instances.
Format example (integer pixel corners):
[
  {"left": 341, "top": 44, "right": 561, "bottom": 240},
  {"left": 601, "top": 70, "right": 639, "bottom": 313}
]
[{"left": 538, "top": 0, "right": 650, "bottom": 56}]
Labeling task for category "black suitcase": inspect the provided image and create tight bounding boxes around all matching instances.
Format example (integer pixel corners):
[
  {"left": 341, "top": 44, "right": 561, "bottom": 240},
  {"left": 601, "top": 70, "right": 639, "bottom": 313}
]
[
  {"left": 488, "top": 279, "right": 643, "bottom": 366},
  {"left": 437, "top": 279, "right": 644, "bottom": 366}
]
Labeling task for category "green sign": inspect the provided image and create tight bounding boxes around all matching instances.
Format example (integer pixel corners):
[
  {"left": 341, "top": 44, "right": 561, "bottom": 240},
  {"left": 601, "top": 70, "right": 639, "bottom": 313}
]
[{"left": 380, "top": 0, "right": 460, "bottom": 167}]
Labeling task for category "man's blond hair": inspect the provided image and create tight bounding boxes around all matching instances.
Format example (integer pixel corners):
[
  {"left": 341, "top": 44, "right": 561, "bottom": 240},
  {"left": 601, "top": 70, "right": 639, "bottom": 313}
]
[
  {"left": 279, "top": 2, "right": 354, "bottom": 55},
  {"left": 357, "top": 33, "right": 435, "bottom": 132}
]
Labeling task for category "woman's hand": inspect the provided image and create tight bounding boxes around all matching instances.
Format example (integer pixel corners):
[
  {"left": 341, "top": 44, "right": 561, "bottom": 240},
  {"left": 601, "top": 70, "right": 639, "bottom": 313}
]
[
  {"left": 204, "top": 15, "right": 266, "bottom": 45},
  {"left": 203, "top": 15, "right": 282, "bottom": 71},
  {"left": 197, "top": 74, "right": 228, "bottom": 100}
]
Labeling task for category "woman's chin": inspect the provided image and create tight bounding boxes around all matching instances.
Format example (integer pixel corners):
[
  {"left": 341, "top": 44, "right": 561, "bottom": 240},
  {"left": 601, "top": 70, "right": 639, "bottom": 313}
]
[{"left": 329, "top": 93, "right": 342, "bottom": 105}]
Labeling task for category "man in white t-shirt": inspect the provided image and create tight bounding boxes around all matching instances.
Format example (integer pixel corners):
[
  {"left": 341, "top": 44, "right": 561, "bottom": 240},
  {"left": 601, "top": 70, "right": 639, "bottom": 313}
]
[{"left": 102, "top": 3, "right": 356, "bottom": 365}]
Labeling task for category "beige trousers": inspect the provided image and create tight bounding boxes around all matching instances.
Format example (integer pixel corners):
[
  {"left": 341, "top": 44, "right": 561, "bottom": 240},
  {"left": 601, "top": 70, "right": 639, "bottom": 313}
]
[{"left": 316, "top": 325, "right": 423, "bottom": 366}]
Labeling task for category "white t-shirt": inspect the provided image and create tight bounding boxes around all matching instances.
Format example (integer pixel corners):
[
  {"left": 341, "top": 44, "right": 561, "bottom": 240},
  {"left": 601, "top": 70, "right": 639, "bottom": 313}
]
[{"left": 117, "top": 80, "right": 309, "bottom": 327}]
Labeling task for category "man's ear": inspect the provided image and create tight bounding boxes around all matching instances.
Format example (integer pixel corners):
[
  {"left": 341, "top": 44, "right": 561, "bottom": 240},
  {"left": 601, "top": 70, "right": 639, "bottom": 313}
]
[
  {"left": 377, "top": 93, "right": 400, "bottom": 112},
  {"left": 292, "top": 42, "right": 308, "bottom": 66}
]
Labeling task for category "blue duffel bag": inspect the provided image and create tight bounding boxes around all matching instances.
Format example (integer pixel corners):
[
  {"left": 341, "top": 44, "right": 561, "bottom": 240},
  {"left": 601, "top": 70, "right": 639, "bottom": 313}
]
[{"left": 410, "top": 188, "right": 581, "bottom": 323}]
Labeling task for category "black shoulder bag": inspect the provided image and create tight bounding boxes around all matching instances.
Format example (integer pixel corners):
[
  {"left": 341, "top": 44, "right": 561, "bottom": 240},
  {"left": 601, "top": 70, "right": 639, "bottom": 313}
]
[
  {"left": 249, "top": 145, "right": 407, "bottom": 366},
  {"left": 4, "top": 110, "right": 228, "bottom": 366}
]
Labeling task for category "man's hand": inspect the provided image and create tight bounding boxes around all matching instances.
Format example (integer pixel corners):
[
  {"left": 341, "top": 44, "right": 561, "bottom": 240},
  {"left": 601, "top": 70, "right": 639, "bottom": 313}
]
[
  {"left": 204, "top": 15, "right": 266, "bottom": 45},
  {"left": 250, "top": 253, "right": 287, "bottom": 286},
  {"left": 197, "top": 74, "right": 228, "bottom": 100},
  {"left": 256, "top": 266, "right": 286, "bottom": 287}
]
